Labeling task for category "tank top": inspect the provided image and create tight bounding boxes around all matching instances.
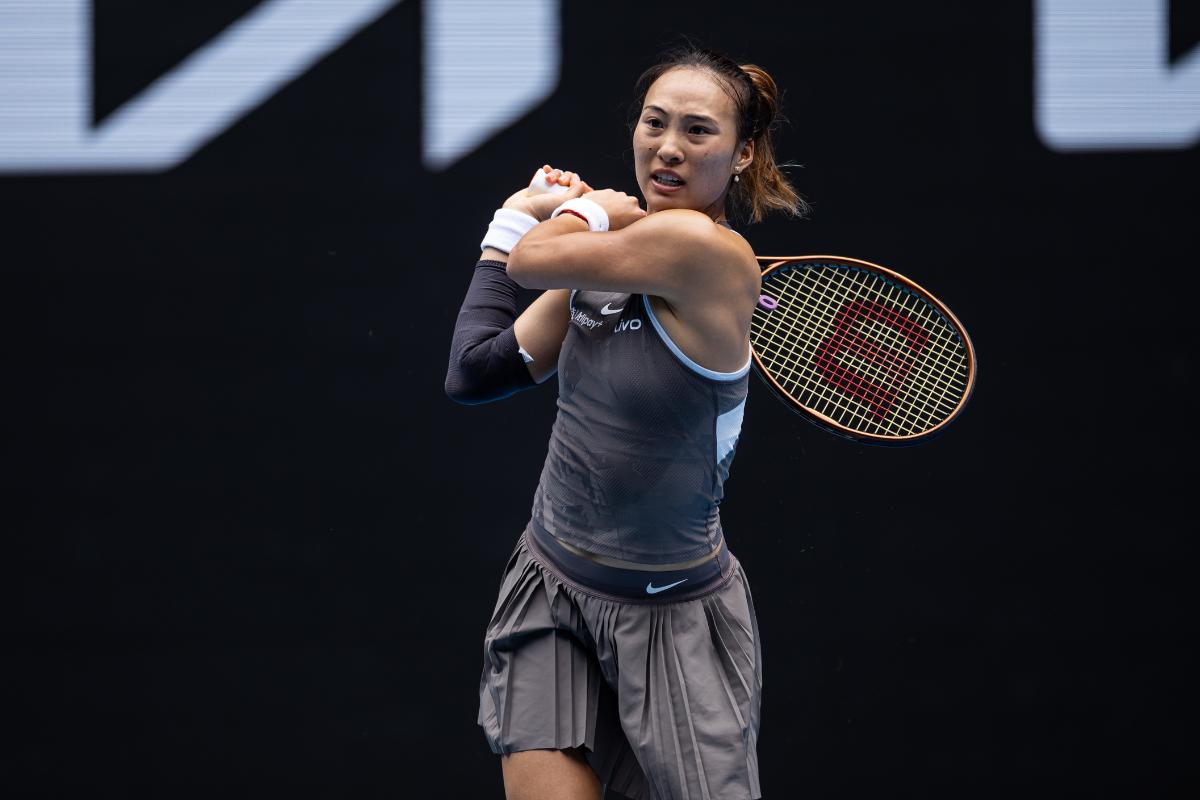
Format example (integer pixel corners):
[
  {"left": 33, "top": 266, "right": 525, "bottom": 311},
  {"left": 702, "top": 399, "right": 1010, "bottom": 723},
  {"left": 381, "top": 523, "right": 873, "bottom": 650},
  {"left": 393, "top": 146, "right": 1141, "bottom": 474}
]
[{"left": 529, "top": 277, "right": 751, "bottom": 566}]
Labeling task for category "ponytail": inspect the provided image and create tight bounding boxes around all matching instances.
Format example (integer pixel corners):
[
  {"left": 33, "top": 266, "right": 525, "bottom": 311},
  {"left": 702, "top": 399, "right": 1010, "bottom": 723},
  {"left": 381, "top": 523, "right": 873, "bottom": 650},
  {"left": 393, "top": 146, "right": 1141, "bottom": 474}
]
[{"left": 732, "top": 63, "right": 809, "bottom": 224}]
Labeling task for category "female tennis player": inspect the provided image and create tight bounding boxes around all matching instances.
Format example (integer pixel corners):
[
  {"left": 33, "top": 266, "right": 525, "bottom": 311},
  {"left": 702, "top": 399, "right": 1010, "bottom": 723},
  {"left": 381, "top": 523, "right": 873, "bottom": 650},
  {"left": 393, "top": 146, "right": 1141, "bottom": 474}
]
[{"left": 445, "top": 44, "right": 806, "bottom": 800}]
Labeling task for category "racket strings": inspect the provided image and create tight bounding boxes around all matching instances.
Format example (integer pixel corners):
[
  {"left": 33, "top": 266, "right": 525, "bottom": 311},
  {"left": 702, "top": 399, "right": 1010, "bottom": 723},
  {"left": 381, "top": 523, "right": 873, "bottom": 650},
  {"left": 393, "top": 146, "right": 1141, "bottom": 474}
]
[
  {"left": 757, "top": 267, "right": 966, "bottom": 437},
  {"left": 812, "top": 268, "right": 966, "bottom": 420},
  {"left": 756, "top": 267, "right": 967, "bottom": 436},
  {"left": 751, "top": 263, "right": 970, "bottom": 438},
  {"left": 755, "top": 281, "right": 931, "bottom": 437},
  {"left": 754, "top": 294, "right": 948, "bottom": 437},
  {"left": 754, "top": 273, "right": 931, "bottom": 435}
]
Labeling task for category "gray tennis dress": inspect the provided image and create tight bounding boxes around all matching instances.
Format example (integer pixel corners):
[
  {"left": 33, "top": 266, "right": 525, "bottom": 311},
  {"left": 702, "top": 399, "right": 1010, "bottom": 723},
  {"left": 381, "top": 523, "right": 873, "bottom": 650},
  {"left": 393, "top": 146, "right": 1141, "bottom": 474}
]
[{"left": 478, "top": 278, "right": 763, "bottom": 799}]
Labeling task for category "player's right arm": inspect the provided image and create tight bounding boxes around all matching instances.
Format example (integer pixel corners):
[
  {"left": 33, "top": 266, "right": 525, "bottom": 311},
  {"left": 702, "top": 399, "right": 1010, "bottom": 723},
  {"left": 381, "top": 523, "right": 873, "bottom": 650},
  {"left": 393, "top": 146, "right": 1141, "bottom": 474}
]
[
  {"left": 443, "top": 260, "right": 569, "bottom": 402},
  {"left": 513, "top": 287, "right": 570, "bottom": 384},
  {"left": 444, "top": 168, "right": 582, "bottom": 403},
  {"left": 500, "top": 168, "right": 586, "bottom": 383}
]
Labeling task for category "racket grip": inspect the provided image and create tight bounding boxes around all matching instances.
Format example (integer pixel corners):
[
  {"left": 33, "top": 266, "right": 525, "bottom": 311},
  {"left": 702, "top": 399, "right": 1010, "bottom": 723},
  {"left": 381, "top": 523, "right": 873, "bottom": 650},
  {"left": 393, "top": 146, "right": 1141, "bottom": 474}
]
[{"left": 528, "top": 168, "right": 571, "bottom": 196}]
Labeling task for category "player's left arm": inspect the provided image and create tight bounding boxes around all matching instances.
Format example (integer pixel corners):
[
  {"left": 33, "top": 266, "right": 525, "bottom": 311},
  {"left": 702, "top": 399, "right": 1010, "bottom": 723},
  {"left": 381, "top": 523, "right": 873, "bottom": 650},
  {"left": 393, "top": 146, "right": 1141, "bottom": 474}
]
[{"left": 507, "top": 209, "right": 752, "bottom": 304}]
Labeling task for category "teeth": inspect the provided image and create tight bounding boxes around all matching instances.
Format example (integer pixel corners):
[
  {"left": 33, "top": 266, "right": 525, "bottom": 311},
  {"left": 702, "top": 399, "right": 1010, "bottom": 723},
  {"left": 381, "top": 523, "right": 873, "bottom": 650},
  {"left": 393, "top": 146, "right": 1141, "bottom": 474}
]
[{"left": 654, "top": 175, "right": 682, "bottom": 185}]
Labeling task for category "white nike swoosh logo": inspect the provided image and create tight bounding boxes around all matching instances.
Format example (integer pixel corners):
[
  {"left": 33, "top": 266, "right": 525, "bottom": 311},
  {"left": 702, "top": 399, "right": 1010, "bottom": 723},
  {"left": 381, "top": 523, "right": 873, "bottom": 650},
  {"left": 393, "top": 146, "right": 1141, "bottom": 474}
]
[
  {"left": 600, "top": 303, "right": 625, "bottom": 315},
  {"left": 645, "top": 578, "right": 688, "bottom": 595}
]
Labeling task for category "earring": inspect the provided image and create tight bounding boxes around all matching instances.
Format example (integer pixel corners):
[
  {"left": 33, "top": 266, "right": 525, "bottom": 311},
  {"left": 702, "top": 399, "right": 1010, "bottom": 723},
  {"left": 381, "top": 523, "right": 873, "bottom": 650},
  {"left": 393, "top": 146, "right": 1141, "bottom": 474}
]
[{"left": 733, "top": 173, "right": 740, "bottom": 183}]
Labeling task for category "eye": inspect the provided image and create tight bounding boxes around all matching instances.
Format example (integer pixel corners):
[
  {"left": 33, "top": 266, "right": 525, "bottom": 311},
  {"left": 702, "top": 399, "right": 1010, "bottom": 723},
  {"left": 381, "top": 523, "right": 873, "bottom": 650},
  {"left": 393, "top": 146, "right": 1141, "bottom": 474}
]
[
  {"left": 644, "top": 117, "right": 663, "bottom": 128},
  {"left": 689, "top": 125, "right": 710, "bottom": 135}
]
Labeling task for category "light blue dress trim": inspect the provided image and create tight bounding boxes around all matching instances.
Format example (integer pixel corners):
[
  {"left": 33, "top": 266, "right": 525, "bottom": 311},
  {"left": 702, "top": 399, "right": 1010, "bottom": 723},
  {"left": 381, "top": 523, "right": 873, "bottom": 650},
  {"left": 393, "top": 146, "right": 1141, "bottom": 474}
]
[
  {"left": 642, "top": 294, "right": 752, "bottom": 381},
  {"left": 715, "top": 398, "right": 746, "bottom": 463}
]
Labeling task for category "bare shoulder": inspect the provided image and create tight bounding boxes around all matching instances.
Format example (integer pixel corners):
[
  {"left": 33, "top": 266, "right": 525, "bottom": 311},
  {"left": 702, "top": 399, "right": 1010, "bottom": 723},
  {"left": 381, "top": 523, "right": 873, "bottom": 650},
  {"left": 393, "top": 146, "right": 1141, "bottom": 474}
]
[
  {"left": 716, "top": 221, "right": 761, "bottom": 295},
  {"left": 646, "top": 209, "right": 760, "bottom": 303},
  {"left": 643, "top": 214, "right": 759, "bottom": 373},
  {"left": 643, "top": 208, "right": 735, "bottom": 252}
]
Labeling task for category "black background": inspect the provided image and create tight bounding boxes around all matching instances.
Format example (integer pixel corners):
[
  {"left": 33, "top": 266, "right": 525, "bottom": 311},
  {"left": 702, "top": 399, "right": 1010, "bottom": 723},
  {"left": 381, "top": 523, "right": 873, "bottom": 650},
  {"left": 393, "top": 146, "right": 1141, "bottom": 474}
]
[{"left": 4, "top": 1, "right": 1197, "bottom": 796}]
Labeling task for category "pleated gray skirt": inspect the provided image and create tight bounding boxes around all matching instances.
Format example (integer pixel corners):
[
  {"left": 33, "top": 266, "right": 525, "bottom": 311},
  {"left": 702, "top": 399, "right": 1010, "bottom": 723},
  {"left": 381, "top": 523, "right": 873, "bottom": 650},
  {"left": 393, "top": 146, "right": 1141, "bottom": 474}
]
[{"left": 478, "top": 525, "right": 764, "bottom": 800}]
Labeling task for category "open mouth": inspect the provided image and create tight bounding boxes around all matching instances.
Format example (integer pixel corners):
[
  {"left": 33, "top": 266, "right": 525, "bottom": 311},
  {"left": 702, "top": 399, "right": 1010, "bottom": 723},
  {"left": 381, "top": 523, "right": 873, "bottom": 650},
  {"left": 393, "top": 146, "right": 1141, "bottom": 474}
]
[{"left": 651, "top": 174, "right": 685, "bottom": 188}]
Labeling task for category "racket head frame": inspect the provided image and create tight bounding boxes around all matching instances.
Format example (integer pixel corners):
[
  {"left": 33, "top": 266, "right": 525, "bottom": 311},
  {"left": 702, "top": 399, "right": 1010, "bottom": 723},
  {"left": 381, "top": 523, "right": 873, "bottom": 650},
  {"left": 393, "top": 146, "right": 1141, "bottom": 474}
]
[{"left": 751, "top": 254, "right": 976, "bottom": 446}]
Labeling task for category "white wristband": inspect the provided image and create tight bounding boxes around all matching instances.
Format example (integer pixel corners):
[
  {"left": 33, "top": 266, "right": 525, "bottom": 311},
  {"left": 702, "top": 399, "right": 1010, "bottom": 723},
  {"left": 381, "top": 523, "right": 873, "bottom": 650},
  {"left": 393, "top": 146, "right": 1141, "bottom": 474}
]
[
  {"left": 480, "top": 208, "right": 539, "bottom": 254},
  {"left": 550, "top": 197, "right": 609, "bottom": 232}
]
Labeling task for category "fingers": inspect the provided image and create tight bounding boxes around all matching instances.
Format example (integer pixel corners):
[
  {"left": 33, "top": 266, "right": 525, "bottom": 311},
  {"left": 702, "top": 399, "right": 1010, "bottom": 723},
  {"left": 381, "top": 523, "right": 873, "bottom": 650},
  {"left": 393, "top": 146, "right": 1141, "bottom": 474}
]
[
  {"left": 532, "top": 165, "right": 556, "bottom": 189},
  {"left": 565, "top": 175, "right": 590, "bottom": 198},
  {"left": 538, "top": 165, "right": 581, "bottom": 189}
]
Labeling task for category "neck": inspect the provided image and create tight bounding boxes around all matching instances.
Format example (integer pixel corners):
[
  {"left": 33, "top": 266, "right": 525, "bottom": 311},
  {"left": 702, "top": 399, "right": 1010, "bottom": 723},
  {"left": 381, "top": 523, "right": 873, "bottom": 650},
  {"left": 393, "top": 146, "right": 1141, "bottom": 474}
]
[{"left": 645, "top": 199, "right": 730, "bottom": 227}]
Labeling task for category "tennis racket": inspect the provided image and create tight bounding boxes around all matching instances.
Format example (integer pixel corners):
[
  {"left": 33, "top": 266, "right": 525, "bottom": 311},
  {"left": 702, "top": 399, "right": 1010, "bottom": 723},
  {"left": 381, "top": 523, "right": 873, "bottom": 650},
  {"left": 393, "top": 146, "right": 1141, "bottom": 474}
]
[{"left": 750, "top": 254, "right": 975, "bottom": 445}]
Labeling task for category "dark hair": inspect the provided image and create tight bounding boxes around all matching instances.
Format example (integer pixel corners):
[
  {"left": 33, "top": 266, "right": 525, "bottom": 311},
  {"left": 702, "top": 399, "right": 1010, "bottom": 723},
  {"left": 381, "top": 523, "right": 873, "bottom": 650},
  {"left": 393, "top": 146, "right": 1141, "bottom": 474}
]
[{"left": 628, "top": 43, "right": 809, "bottom": 225}]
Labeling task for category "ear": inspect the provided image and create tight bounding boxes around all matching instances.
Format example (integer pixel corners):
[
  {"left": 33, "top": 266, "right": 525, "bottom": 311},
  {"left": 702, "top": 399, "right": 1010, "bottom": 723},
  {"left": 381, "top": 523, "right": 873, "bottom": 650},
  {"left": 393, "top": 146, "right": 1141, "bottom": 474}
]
[{"left": 734, "top": 138, "right": 754, "bottom": 176}]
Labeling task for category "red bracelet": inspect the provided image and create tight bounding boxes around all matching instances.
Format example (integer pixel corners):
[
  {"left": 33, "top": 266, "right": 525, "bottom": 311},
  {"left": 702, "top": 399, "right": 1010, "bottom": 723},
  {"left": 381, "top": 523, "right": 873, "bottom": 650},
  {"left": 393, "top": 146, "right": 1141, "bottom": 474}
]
[{"left": 557, "top": 208, "right": 590, "bottom": 226}]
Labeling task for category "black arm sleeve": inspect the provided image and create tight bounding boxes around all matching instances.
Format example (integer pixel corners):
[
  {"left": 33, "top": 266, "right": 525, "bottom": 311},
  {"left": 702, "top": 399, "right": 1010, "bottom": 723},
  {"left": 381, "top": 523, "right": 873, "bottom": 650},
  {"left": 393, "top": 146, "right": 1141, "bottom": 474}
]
[{"left": 444, "top": 258, "right": 539, "bottom": 405}]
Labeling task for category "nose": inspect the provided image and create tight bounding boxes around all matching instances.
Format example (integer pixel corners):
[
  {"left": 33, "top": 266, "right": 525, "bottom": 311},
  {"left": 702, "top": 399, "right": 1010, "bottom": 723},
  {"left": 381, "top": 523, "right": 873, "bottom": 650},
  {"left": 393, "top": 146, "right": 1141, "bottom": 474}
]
[{"left": 656, "top": 131, "right": 684, "bottom": 164}]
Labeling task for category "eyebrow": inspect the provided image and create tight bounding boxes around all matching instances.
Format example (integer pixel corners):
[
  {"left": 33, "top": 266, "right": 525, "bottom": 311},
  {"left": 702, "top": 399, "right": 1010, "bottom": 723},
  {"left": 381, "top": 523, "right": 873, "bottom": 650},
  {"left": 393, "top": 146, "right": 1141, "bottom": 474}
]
[{"left": 643, "top": 105, "right": 719, "bottom": 126}]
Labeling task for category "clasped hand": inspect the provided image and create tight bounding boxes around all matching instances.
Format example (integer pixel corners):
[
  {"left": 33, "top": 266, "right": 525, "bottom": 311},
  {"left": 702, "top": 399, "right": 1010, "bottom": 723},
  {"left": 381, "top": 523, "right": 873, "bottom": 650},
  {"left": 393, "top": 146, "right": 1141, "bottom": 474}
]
[{"left": 503, "top": 165, "right": 647, "bottom": 230}]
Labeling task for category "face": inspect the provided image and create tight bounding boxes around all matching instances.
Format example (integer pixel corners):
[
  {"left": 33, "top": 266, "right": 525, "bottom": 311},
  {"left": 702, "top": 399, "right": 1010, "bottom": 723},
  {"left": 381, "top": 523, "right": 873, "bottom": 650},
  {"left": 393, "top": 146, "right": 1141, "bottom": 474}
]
[{"left": 633, "top": 67, "right": 753, "bottom": 220}]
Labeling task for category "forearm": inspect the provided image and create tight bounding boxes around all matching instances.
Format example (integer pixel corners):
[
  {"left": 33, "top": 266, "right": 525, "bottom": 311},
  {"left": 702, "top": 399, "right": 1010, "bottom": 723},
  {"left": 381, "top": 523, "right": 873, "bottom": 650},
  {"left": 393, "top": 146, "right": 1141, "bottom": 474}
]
[
  {"left": 446, "top": 179, "right": 581, "bottom": 402},
  {"left": 444, "top": 257, "right": 537, "bottom": 405},
  {"left": 506, "top": 215, "right": 590, "bottom": 289}
]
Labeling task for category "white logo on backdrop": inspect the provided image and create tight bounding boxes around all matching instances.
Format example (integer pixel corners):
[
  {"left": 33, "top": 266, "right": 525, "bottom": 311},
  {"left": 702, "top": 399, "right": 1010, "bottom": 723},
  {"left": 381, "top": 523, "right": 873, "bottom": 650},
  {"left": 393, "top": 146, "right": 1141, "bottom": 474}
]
[
  {"left": 0, "top": 0, "right": 559, "bottom": 173},
  {"left": 1036, "top": 0, "right": 1200, "bottom": 150},
  {"left": 423, "top": 0, "right": 559, "bottom": 170}
]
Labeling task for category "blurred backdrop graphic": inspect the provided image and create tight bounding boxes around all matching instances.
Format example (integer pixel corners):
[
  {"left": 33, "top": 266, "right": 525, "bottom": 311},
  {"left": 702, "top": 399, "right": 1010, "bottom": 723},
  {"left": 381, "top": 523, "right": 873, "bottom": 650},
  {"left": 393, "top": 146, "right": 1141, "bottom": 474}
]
[{"left": 3, "top": 1, "right": 1197, "bottom": 796}]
